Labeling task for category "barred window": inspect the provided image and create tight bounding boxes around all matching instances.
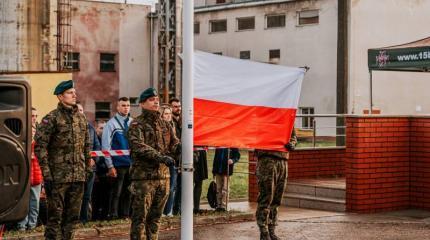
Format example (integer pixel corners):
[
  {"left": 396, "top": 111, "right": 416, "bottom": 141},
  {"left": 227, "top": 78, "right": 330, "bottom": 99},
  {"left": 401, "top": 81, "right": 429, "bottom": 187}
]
[
  {"left": 210, "top": 20, "right": 227, "bottom": 33},
  {"left": 269, "top": 49, "right": 280, "bottom": 59},
  {"left": 266, "top": 14, "right": 286, "bottom": 28},
  {"left": 237, "top": 17, "right": 255, "bottom": 31},
  {"left": 240, "top": 51, "right": 251, "bottom": 60}
]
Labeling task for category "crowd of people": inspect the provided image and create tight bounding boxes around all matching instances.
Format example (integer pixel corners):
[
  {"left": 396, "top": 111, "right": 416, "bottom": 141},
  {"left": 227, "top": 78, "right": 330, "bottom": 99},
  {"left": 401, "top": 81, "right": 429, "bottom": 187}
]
[
  {"left": 11, "top": 80, "right": 248, "bottom": 239},
  {"left": 10, "top": 79, "right": 296, "bottom": 240}
]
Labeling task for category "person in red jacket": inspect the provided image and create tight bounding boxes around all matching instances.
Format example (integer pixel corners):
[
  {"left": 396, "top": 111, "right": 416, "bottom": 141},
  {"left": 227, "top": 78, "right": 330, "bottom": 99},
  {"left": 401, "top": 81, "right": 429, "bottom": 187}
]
[{"left": 17, "top": 108, "right": 43, "bottom": 231}]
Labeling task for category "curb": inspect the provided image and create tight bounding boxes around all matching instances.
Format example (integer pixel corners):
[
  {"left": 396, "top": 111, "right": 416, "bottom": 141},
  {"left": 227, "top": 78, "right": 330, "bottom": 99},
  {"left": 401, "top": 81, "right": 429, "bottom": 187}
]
[{"left": 5, "top": 212, "right": 254, "bottom": 239}]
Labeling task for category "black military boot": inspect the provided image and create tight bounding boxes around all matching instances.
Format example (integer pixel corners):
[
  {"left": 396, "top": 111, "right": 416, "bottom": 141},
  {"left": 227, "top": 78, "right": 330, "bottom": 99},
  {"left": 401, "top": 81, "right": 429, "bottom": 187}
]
[
  {"left": 269, "top": 226, "right": 281, "bottom": 240},
  {"left": 260, "top": 231, "right": 271, "bottom": 240}
]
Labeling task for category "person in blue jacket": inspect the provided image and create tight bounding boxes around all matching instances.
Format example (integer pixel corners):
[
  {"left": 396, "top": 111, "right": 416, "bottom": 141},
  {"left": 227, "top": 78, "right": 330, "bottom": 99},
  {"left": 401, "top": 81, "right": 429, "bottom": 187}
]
[
  {"left": 212, "top": 148, "right": 240, "bottom": 212},
  {"left": 101, "top": 97, "right": 132, "bottom": 219}
]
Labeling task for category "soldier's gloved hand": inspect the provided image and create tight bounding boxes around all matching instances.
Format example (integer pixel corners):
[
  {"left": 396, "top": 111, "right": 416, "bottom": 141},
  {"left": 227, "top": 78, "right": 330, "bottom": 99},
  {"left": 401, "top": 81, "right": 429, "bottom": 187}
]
[
  {"left": 285, "top": 142, "right": 295, "bottom": 151},
  {"left": 160, "top": 155, "right": 175, "bottom": 167},
  {"left": 44, "top": 180, "right": 53, "bottom": 198}
]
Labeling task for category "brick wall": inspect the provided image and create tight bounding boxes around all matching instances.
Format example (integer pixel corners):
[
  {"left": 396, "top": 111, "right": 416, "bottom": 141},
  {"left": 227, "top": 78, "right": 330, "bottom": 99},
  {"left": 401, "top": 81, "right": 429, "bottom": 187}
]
[
  {"left": 410, "top": 118, "right": 430, "bottom": 210},
  {"left": 288, "top": 148, "right": 345, "bottom": 178},
  {"left": 248, "top": 148, "right": 346, "bottom": 202},
  {"left": 346, "top": 117, "right": 410, "bottom": 213},
  {"left": 248, "top": 116, "right": 430, "bottom": 212}
]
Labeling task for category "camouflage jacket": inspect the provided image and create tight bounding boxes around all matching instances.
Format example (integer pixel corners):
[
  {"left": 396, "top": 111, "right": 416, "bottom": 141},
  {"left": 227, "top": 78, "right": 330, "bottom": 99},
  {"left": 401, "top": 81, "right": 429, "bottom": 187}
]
[
  {"left": 127, "top": 108, "right": 180, "bottom": 180},
  {"left": 256, "top": 128, "right": 297, "bottom": 160},
  {"left": 34, "top": 103, "right": 91, "bottom": 183}
]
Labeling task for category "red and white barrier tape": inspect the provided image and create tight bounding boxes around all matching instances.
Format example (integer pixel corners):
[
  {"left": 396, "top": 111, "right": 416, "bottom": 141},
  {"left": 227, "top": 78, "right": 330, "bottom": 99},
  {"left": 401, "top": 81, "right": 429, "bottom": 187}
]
[
  {"left": 90, "top": 150, "right": 130, "bottom": 157},
  {"left": 90, "top": 147, "right": 248, "bottom": 157}
]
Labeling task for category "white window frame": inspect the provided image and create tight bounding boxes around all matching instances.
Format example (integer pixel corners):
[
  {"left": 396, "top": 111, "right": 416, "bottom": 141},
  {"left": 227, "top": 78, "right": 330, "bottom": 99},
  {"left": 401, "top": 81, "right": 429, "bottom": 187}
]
[{"left": 299, "top": 107, "right": 315, "bottom": 129}]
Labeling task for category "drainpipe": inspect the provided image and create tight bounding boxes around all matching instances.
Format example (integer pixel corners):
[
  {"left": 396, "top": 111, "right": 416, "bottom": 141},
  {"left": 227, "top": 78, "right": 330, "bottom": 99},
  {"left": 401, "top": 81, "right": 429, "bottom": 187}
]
[
  {"left": 336, "top": 0, "right": 348, "bottom": 146},
  {"left": 148, "top": 9, "right": 156, "bottom": 88}
]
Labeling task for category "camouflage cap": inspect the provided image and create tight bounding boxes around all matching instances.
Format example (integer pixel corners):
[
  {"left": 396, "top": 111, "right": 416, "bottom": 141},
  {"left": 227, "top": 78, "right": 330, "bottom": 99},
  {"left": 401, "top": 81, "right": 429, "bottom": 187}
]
[
  {"left": 53, "top": 80, "right": 74, "bottom": 95},
  {"left": 139, "top": 87, "right": 158, "bottom": 103}
]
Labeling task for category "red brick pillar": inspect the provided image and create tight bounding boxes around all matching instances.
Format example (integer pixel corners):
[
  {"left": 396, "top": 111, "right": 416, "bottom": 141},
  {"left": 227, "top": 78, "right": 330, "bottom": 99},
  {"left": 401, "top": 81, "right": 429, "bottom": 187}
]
[
  {"left": 410, "top": 118, "right": 430, "bottom": 210},
  {"left": 346, "top": 117, "right": 410, "bottom": 213}
]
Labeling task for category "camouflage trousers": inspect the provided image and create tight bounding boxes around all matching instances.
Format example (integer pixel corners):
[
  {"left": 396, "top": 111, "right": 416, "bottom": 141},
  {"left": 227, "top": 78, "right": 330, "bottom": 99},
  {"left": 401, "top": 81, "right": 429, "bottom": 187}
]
[
  {"left": 45, "top": 182, "right": 84, "bottom": 240},
  {"left": 129, "top": 179, "right": 169, "bottom": 240},
  {"left": 255, "top": 156, "right": 287, "bottom": 233}
]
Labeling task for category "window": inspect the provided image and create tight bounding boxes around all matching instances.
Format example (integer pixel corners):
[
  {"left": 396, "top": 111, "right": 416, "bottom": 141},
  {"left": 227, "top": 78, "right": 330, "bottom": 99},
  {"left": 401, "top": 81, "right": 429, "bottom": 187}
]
[
  {"left": 269, "top": 49, "right": 280, "bottom": 62},
  {"left": 194, "top": 22, "right": 200, "bottom": 34},
  {"left": 298, "top": 10, "right": 319, "bottom": 25},
  {"left": 213, "top": 52, "right": 223, "bottom": 55},
  {"left": 210, "top": 20, "right": 227, "bottom": 33},
  {"left": 237, "top": 17, "right": 255, "bottom": 31},
  {"left": 300, "top": 107, "right": 315, "bottom": 129},
  {"left": 129, "top": 97, "right": 139, "bottom": 106},
  {"left": 216, "top": 0, "right": 226, "bottom": 3},
  {"left": 100, "top": 53, "right": 116, "bottom": 72},
  {"left": 266, "top": 14, "right": 286, "bottom": 28},
  {"left": 240, "top": 50, "right": 251, "bottom": 60},
  {"left": 64, "top": 52, "right": 80, "bottom": 71},
  {"left": 95, "top": 102, "right": 111, "bottom": 120}
]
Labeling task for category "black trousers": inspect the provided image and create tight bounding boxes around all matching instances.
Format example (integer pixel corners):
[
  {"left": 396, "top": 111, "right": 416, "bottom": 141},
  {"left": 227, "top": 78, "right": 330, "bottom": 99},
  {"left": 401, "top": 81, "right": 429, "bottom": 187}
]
[
  {"left": 108, "top": 166, "right": 131, "bottom": 218},
  {"left": 193, "top": 180, "right": 203, "bottom": 211}
]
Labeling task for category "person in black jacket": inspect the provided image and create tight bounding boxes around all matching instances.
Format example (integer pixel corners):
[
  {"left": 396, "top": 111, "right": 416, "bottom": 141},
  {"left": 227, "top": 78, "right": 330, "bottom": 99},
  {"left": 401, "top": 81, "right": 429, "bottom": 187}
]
[
  {"left": 193, "top": 149, "right": 208, "bottom": 214},
  {"left": 212, "top": 148, "right": 240, "bottom": 212}
]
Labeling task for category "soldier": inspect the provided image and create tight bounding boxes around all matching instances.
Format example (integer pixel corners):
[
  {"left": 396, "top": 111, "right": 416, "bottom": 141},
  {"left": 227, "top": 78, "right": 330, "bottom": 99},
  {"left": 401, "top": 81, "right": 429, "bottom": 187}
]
[
  {"left": 128, "top": 88, "right": 180, "bottom": 240},
  {"left": 34, "top": 80, "right": 92, "bottom": 240},
  {"left": 255, "top": 128, "right": 297, "bottom": 240}
]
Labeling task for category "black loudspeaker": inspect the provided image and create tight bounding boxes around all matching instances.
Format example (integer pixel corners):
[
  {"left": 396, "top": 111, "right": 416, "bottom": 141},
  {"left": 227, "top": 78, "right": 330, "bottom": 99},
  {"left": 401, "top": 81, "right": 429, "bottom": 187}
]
[{"left": 0, "top": 76, "right": 31, "bottom": 223}]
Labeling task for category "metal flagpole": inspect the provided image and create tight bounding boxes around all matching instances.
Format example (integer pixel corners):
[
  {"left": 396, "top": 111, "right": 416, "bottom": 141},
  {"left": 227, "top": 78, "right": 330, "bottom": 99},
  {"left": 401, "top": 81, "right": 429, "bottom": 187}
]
[{"left": 181, "top": 0, "right": 194, "bottom": 239}]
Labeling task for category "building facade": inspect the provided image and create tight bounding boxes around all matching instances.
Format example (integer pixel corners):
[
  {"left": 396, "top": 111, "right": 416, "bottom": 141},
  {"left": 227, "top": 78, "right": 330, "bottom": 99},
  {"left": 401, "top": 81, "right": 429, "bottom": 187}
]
[
  {"left": 347, "top": 0, "right": 430, "bottom": 115},
  {"left": 0, "top": 0, "right": 59, "bottom": 72},
  {"left": 70, "top": 0, "right": 152, "bottom": 121},
  {"left": 194, "top": 0, "right": 338, "bottom": 135}
]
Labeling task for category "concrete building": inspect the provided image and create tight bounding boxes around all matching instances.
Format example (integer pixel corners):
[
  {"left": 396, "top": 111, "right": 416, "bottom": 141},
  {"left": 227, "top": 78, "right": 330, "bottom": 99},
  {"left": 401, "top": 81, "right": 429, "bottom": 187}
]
[
  {"left": 70, "top": 0, "right": 152, "bottom": 121},
  {"left": 0, "top": 0, "right": 73, "bottom": 119},
  {"left": 194, "top": 0, "right": 339, "bottom": 135},
  {"left": 0, "top": 0, "right": 58, "bottom": 72},
  {"left": 193, "top": 0, "right": 430, "bottom": 138},
  {"left": 348, "top": 0, "right": 430, "bottom": 115}
]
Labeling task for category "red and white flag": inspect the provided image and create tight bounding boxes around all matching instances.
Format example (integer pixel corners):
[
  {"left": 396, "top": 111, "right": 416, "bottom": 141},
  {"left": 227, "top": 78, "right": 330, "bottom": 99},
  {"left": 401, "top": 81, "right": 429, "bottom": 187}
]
[{"left": 194, "top": 51, "right": 305, "bottom": 151}]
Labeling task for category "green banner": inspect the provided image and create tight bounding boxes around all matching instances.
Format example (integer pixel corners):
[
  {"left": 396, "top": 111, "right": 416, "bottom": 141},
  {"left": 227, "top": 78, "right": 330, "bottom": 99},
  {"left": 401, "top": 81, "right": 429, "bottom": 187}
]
[{"left": 368, "top": 47, "right": 430, "bottom": 71}]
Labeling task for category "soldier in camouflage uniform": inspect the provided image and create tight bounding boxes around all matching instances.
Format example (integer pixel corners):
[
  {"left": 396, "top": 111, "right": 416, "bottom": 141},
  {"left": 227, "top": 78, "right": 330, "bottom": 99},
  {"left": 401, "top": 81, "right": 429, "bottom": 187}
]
[
  {"left": 34, "top": 80, "right": 92, "bottom": 240},
  {"left": 127, "top": 88, "right": 180, "bottom": 240},
  {"left": 255, "top": 128, "right": 297, "bottom": 240}
]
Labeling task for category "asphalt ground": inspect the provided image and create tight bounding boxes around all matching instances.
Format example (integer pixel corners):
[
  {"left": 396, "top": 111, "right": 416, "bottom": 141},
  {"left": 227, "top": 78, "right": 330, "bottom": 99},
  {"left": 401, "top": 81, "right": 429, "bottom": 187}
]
[{"left": 74, "top": 207, "right": 430, "bottom": 240}]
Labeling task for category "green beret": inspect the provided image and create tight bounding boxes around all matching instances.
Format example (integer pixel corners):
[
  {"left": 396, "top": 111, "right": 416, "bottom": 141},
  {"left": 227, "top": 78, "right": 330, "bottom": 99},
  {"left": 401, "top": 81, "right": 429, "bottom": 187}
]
[
  {"left": 53, "top": 80, "right": 74, "bottom": 95},
  {"left": 139, "top": 87, "right": 158, "bottom": 102}
]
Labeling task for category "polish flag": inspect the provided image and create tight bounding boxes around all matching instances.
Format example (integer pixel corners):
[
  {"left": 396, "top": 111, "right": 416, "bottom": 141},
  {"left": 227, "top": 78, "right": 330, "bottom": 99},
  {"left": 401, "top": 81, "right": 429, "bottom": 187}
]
[{"left": 194, "top": 51, "right": 305, "bottom": 151}]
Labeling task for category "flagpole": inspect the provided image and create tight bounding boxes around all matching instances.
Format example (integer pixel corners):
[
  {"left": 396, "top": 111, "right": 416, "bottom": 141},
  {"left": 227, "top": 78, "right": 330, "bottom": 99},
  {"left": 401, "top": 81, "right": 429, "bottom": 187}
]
[{"left": 181, "top": 0, "right": 194, "bottom": 239}]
